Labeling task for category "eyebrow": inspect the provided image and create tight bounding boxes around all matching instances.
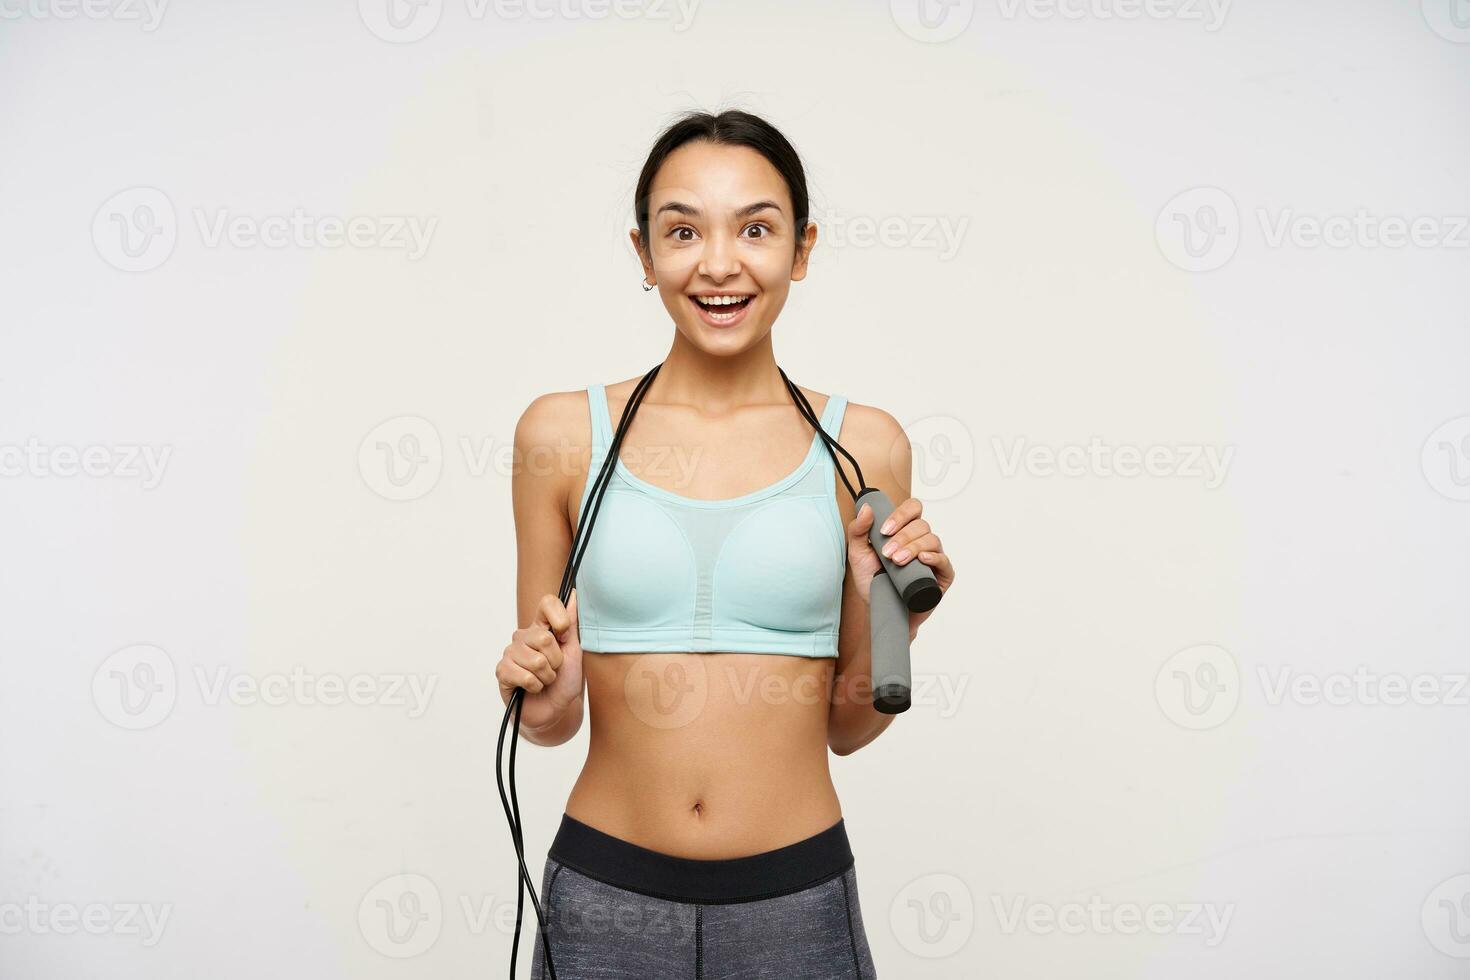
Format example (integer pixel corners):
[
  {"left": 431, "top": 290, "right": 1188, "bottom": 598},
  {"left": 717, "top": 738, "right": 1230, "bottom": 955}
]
[{"left": 654, "top": 200, "right": 785, "bottom": 220}]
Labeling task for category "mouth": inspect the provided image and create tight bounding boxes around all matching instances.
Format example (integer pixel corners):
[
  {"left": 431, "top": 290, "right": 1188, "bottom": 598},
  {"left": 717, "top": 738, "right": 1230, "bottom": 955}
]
[{"left": 688, "top": 292, "right": 755, "bottom": 329}]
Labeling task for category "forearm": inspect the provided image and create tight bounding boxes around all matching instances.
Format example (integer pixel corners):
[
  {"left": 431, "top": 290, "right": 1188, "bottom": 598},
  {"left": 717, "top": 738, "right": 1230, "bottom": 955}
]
[
  {"left": 826, "top": 619, "right": 898, "bottom": 756},
  {"left": 516, "top": 693, "right": 584, "bottom": 747}
]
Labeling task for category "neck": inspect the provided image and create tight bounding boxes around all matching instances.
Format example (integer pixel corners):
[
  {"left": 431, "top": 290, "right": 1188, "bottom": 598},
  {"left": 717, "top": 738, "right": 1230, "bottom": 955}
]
[{"left": 650, "top": 330, "right": 792, "bottom": 413}]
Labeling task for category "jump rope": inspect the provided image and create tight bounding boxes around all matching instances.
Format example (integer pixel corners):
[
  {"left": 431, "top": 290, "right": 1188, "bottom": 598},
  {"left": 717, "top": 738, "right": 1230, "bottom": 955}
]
[{"left": 496, "top": 362, "right": 943, "bottom": 979}]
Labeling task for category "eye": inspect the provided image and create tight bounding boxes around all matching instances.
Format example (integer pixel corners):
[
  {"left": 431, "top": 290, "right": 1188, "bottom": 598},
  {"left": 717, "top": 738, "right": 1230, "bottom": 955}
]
[
  {"left": 743, "top": 222, "right": 772, "bottom": 239},
  {"left": 668, "top": 225, "right": 697, "bottom": 242}
]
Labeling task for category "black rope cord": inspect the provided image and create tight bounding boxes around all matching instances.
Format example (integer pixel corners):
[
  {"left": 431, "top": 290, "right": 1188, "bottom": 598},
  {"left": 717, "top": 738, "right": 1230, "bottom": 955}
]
[{"left": 496, "top": 363, "right": 865, "bottom": 979}]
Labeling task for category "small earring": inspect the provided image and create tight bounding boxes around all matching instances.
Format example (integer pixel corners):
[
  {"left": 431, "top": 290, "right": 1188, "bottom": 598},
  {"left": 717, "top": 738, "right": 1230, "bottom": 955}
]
[{"left": 642, "top": 280, "right": 656, "bottom": 291}]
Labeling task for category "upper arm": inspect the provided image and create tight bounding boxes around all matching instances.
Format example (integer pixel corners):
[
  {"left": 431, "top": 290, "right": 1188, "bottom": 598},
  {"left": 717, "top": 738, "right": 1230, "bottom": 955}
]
[{"left": 511, "top": 390, "right": 587, "bottom": 628}]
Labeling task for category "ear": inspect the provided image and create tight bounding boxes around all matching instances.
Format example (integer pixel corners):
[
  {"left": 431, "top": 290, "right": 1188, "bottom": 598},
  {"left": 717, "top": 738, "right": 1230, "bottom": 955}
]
[
  {"left": 790, "top": 221, "right": 819, "bottom": 282},
  {"left": 629, "top": 228, "right": 655, "bottom": 284}
]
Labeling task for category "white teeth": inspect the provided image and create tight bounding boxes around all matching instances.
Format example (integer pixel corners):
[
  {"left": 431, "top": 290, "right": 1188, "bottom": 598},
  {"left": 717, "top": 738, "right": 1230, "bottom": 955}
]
[{"left": 694, "top": 295, "right": 751, "bottom": 307}]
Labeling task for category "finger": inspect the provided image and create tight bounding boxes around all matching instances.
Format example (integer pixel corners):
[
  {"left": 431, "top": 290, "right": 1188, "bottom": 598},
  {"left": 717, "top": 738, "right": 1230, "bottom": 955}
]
[
  {"left": 890, "top": 531, "right": 938, "bottom": 564},
  {"left": 538, "top": 593, "right": 572, "bottom": 637},
  {"left": 878, "top": 496, "right": 923, "bottom": 536},
  {"left": 512, "top": 644, "right": 558, "bottom": 686},
  {"left": 848, "top": 501, "right": 875, "bottom": 541},
  {"left": 524, "top": 627, "right": 564, "bottom": 671},
  {"left": 497, "top": 660, "right": 545, "bottom": 694},
  {"left": 915, "top": 547, "right": 954, "bottom": 582},
  {"left": 881, "top": 519, "right": 930, "bottom": 559}
]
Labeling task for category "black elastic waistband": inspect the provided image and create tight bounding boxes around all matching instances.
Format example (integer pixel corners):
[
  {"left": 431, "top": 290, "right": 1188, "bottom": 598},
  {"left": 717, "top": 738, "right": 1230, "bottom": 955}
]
[{"left": 547, "top": 813, "right": 854, "bottom": 905}]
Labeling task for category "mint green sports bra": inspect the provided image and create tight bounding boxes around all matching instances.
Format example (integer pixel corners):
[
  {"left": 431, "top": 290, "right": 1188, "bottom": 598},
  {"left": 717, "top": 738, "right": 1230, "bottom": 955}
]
[{"left": 574, "top": 383, "right": 850, "bottom": 658}]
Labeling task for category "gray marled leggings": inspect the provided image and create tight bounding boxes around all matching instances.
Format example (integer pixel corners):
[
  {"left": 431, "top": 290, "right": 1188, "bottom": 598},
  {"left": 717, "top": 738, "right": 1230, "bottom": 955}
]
[{"left": 528, "top": 814, "right": 878, "bottom": 979}]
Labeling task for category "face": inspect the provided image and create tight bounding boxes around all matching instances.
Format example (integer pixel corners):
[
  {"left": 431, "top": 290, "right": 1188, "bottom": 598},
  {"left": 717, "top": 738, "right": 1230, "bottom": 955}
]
[{"left": 631, "top": 141, "right": 818, "bottom": 353}]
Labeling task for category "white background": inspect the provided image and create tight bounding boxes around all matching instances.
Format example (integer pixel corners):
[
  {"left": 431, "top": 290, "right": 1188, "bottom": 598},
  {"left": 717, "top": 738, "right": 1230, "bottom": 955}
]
[{"left": 2, "top": 1, "right": 1469, "bottom": 977}]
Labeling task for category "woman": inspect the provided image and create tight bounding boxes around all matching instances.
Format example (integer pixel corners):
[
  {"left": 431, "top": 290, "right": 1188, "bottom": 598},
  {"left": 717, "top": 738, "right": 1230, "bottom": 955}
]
[{"left": 501, "top": 109, "right": 956, "bottom": 979}]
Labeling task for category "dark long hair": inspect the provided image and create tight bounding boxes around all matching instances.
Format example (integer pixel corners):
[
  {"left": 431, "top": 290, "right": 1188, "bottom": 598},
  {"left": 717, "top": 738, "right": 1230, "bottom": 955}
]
[{"left": 632, "top": 109, "right": 811, "bottom": 251}]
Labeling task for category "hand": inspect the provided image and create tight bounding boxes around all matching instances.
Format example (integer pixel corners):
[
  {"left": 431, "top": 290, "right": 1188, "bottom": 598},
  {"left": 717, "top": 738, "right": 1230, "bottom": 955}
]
[
  {"left": 846, "top": 497, "right": 954, "bottom": 638},
  {"left": 496, "top": 590, "right": 584, "bottom": 731}
]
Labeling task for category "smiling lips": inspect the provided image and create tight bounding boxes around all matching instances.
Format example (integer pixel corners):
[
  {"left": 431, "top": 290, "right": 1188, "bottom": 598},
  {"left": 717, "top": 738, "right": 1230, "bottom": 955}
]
[{"left": 689, "top": 292, "right": 754, "bottom": 327}]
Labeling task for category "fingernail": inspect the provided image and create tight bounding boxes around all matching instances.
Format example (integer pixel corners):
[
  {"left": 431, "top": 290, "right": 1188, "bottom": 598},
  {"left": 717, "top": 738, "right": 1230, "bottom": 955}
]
[
  {"left": 881, "top": 541, "right": 895, "bottom": 557},
  {"left": 893, "top": 548, "right": 911, "bottom": 563},
  {"left": 881, "top": 519, "right": 895, "bottom": 534}
]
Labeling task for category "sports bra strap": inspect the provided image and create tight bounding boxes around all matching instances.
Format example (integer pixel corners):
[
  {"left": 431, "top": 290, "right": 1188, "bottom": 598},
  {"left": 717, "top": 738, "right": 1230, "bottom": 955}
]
[
  {"left": 819, "top": 392, "right": 848, "bottom": 441},
  {"left": 586, "top": 383, "right": 613, "bottom": 456}
]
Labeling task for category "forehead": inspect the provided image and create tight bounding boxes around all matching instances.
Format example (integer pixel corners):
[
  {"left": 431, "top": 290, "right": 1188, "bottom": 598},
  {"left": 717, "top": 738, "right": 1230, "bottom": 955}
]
[{"left": 647, "top": 141, "right": 792, "bottom": 213}]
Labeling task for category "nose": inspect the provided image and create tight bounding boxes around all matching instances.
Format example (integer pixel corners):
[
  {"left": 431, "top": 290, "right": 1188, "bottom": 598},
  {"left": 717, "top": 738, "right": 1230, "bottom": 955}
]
[{"left": 697, "top": 228, "right": 741, "bottom": 282}]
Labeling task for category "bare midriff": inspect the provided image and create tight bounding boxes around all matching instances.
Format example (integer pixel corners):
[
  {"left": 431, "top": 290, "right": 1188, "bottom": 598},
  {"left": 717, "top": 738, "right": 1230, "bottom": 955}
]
[{"left": 563, "top": 650, "right": 843, "bottom": 860}]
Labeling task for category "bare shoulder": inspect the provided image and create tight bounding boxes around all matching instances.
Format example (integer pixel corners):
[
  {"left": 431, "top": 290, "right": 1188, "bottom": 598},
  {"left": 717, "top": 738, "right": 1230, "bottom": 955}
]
[
  {"left": 515, "top": 387, "right": 589, "bottom": 446},
  {"left": 512, "top": 387, "right": 594, "bottom": 496},
  {"left": 835, "top": 397, "right": 912, "bottom": 500}
]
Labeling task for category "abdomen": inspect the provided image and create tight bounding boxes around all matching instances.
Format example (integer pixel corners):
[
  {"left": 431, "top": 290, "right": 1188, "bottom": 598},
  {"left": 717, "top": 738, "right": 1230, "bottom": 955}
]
[{"left": 565, "top": 651, "right": 844, "bottom": 859}]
